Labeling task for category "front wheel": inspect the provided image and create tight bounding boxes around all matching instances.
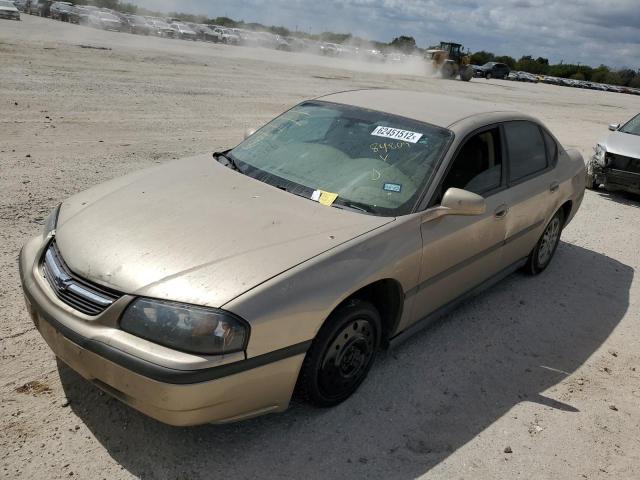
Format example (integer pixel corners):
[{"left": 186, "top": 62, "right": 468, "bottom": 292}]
[
  {"left": 524, "top": 209, "right": 564, "bottom": 275},
  {"left": 486, "top": 72, "right": 492, "bottom": 79},
  {"left": 459, "top": 66, "right": 473, "bottom": 82},
  {"left": 441, "top": 63, "right": 455, "bottom": 79},
  {"left": 296, "top": 300, "right": 381, "bottom": 407}
]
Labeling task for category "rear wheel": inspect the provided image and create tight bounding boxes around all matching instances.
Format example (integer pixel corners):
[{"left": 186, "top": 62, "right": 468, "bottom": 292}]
[
  {"left": 524, "top": 209, "right": 564, "bottom": 275},
  {"left": 296, "top": 300, "right": 381, "bottom": 407}
]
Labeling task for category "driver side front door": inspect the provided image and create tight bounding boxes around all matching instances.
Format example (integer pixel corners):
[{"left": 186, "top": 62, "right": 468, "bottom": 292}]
[{"left": 403, "top": 125, "right": 512, "bottom": 330}]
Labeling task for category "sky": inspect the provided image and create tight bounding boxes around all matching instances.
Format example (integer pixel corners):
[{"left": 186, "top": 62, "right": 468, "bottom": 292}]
[{"left": 132, "top": 0, "right": 640, "bottom": 69}]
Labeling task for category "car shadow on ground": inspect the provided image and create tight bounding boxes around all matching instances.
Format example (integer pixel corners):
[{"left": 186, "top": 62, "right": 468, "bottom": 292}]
[
  {"left": 59, "top": 242, "right": 632, "bottom": 480},
  {"left": 595, "top": 189, "right": 640, "bottom": 208}
]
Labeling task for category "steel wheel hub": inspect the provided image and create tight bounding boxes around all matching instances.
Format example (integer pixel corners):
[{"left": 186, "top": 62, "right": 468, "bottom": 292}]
[{"left": 318, "top": 319, "right": 375, "bottom": 398}]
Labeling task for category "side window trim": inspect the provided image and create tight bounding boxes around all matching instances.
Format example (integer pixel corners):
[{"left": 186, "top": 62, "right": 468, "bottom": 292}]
[
  {"left": 425, "top": 123, "right": 506, "bottom": 209},
  {"left": 540, "top": 126, "right": 559, "bottom": 167},
  {"left": 503, "top": 120, "right": 554, "bottom": 188}
]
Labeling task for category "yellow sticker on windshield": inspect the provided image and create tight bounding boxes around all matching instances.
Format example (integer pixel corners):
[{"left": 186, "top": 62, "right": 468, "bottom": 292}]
[{"left": 312, "top": 190, "right": 338, "bottom": 206}]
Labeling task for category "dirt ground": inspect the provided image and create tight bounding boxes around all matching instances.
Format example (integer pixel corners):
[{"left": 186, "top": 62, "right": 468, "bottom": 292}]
[{"left": 1, "top": 15, "right": 640, "bottom": 480}]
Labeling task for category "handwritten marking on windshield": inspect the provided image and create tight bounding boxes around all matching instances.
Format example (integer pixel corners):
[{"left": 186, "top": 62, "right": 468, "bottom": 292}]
[{"left": 370, "top": 141, "right": 411, "bottom": 155}]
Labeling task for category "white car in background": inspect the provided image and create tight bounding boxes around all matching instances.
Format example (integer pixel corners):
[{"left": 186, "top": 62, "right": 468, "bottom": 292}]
[
  {"left": 587, "top": 113, "right": 640, "bottom": 195},
  {"left": 0, "top": 0, "right": 21, "bottom": 20},
  {"left": 170, "top": 22, "right": 197, "bottom": 40},
  {"left": 213, "top": 27, "right": 240, "bottom": 44}
]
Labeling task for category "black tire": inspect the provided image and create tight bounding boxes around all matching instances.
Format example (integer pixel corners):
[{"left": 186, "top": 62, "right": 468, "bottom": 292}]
[
  {"left": 459, "top": 66, "right": 473, "bottom": 82},
  {"left": 296, "top": 299, "right": 381, "bottom": 407},
  {"left": 486, "top": 72, "right": 492, "bottom": 79},
  {"left": 524, "top": 209, "right": 565, "bottom": 275},
  {"left": 441, "top": 63, "right": 455, "bottom": 79}
]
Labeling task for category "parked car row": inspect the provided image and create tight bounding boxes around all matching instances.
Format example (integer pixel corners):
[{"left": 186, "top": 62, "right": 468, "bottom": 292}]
[
  {"left": 504, "top": 70, "right": 640, "bottom": 95},
  {"left": 469, "top": 62, "right": 638, "bottom": 95},
  {"left": 17, "top": 3, "right": 423, "bottom": 65}
]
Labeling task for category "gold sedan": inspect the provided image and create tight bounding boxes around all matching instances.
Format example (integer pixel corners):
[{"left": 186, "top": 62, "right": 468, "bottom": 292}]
[{"left": 20, "top": 90, "right": 586, "bottom": 425}]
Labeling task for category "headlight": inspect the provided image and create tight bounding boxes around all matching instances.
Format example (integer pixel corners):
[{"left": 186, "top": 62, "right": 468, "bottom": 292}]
[
  {"left": 120, "top": 298, "right": 249, "bottom": 355},
  {"left": 593, "top": 144, "right": 606, "bottom": 165},
  {"left": 43, "top": 204, "right": 61, "bottom": 236}
]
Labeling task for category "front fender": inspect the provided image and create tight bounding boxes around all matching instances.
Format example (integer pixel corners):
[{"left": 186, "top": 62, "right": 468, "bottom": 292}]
[{"left": 223, "top": 216, "right": 422, "bottom": 358}]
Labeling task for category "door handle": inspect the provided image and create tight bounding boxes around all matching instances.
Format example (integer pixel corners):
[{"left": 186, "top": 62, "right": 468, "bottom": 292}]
[
  {"left": 494, "top": 204, "right": 509, "bottom": 218},
  {"left": 549, "top": 181, "right": 559, "bottom": 192}
]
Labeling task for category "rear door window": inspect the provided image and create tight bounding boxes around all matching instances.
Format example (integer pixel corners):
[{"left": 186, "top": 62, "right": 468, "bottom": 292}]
[{"left": 504, "top": 121, "right": 548, "bottom": 182}]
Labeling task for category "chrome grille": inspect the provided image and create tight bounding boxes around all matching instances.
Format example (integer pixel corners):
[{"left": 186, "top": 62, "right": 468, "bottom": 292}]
[{"left": 42, "top": 242, "right": 121, "bottom": 316}]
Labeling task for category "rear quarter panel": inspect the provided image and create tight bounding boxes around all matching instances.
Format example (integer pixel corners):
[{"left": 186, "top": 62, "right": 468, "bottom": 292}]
[{"left": 558, "top": 148, "right": 586, "bottom": 225}]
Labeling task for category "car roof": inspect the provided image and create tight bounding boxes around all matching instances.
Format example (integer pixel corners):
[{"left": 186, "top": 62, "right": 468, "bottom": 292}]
[{"left": 316, "top": 89, "right": 518, "bottom": 129}]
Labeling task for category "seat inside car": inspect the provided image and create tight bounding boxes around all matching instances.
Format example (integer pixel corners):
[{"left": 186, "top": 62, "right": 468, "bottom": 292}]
[{"left": 438, "top": 130, "right": 502, "bottom": 200}]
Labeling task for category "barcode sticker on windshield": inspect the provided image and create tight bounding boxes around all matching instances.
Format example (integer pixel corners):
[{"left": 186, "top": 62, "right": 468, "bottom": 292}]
[{"left": 371, "top": 126, "right": 423, "bottom": 143}]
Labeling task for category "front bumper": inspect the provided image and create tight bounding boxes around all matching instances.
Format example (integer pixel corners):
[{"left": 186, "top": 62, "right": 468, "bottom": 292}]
[
  {"left": 0, "top": 11, "right": 20, "bottom": 19},
  {"left": 590, "top": 159, "right": 640, "bottom": 195},
  {"left": 19, "top": 235, "right": 306, "bottom": 426}
]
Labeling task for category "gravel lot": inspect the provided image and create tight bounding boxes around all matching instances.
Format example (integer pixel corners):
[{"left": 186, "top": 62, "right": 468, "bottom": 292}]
[{"left": 2, "top": 15, "right": 640, "bottom": 480}]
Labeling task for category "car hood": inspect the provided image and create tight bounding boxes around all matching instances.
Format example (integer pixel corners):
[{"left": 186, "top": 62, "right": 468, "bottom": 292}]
[
  {"left": 603, "top": 131, "right": 640, "bottom": 158},
  {"left": 55, "top": 155, "right": 393, "bottom": 308}
]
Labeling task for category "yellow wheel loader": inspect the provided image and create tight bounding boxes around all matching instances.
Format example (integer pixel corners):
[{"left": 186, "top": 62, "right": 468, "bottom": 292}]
[{"left": 425, "top": 42, "right": 473, "bottom": 82}]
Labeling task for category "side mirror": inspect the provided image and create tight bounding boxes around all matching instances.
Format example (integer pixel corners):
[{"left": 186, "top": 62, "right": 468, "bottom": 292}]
[
  {"left": 441, "top": 188, "right": 486, "bottom": 215},
  {"left": 422, "top": 188, "right": 486, "bottom": 223},
  {"left": 608, "top": 123, "right": 620, "bottom": 131},
  {"left": 244, "top": 128, "right": 256, "bottom": 139}
]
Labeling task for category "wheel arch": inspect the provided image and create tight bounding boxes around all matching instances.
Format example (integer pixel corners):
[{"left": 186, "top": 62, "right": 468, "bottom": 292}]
[
  {"left": 560, "top": 199, "right": 573, "bottom": 225},
  {"left": 329, "top": 278, "right": 405, "bottom": 348}
]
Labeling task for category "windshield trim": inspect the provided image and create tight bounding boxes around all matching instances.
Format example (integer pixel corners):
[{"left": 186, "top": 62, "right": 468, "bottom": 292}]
[
  {"left": 619, "top": 113, "right": 640, "bottom": 136},
  {"left": 228, "top": 100, "right": 454, "bottom": 217}
]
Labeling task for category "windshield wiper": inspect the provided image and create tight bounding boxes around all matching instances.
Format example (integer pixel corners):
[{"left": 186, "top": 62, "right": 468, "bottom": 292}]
[
  {"left": 333, "top": 200, "right": 377, "bottom": 214},
  {"left": 213, "top": 151, "right": 241, "bottom": 171}
]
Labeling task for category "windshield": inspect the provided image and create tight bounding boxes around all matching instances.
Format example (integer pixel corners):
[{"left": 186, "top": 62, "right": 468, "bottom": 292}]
[
  {"left": 229, "top": 101, "right": 453, "bottom": 216},
  {"left": 619, "top": 113, "right": 640, "bottom": 136}
]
